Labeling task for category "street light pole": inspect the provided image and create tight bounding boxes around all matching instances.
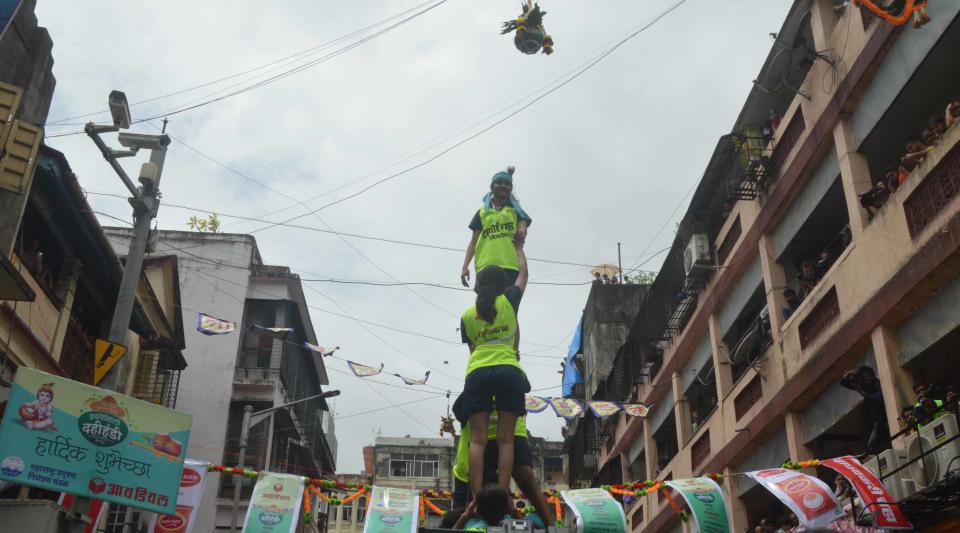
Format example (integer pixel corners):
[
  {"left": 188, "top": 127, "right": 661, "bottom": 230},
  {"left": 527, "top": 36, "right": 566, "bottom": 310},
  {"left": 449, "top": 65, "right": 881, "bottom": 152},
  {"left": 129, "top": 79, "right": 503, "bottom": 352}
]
[{"left": 230, "top": 390, "right": 341, "bottom": 532}]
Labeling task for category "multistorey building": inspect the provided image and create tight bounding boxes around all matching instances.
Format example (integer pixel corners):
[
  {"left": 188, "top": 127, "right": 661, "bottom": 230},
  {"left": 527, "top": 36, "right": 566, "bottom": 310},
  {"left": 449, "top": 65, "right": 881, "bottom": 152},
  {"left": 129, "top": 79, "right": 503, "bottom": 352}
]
[
  {"left": 105, "top": 228, "right": 336, "bottom": 532},
  {"left": 573, "top": 2, "right": 960, "bottom": 532}
]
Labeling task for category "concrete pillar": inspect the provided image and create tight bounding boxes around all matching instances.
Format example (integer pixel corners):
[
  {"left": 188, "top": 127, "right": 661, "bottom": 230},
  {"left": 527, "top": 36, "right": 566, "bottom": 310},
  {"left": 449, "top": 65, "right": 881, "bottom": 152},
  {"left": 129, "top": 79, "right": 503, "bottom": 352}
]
[
  {"left": 643, "top": 417, "right": 656, "bottom": 481},
  {"left": 723, "top": 466, "right": 749, "bottom": 532},
  {"left": 784, "top": 412, "right": 814, "bottom": 462},
  {"left": 707, "top": 315, "right": 734, "bottom": 399},
  {"left": 870, "top": 326, "right": 915, "bottom": 448},
  {"left": 48, "top": 257, "right": 81, "bottom": 361},
  {"left": 758, "top": 236, "right": 789, "bottom": 340},
  {"left": 808, "top": 0, "right": 837, "bottom": 52},
  {"left": 672, "top": 372, "right": 690, "bottom": 446},
  {"left": 834, "top": 119, "right": 874, "bottom": 241}
]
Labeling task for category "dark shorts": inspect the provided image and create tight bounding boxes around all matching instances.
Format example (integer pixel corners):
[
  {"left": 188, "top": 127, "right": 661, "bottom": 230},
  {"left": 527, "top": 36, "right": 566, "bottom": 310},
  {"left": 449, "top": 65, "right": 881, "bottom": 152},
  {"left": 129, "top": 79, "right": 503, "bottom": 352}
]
[
  {"left": 462, "top": 365, "right": 527, "bottom": 418},
  {"left": 483, "top": 436, "right": 532, "bottom": 483},
  {"left": 503, "top": 268, "right": 519, "bottom": 287},
  {"left": 453, "top": 477, "right": 469, "bottom": 509}
]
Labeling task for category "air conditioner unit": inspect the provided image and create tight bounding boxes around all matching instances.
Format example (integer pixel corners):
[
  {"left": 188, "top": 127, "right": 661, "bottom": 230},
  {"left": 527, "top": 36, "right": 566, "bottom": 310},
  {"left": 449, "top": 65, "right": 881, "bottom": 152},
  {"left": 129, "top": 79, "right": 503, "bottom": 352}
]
[
  {"left": 864, "top": 448, "right": 916, "bottom": 503},
  {"left": 907, "top": 413, "right": 960, "bottom": 489},
  {"left": 683, "top": 234, "right": 713, "bottom": 278}
]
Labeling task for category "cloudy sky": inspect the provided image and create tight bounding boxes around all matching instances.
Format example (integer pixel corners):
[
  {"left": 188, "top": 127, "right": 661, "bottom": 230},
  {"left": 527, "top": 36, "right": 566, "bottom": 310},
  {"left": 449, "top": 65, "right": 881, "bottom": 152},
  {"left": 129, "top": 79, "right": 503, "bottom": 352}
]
[{"left": 39, "top": 0, "right": 791, "bottom": 473}]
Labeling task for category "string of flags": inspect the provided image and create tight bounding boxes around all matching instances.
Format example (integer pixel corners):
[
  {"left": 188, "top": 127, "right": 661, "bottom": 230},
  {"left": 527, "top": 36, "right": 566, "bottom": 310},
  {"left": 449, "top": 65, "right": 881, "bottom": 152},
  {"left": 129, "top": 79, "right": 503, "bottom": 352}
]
[
  {"left": 525, "top": 396, "right": 650, "bottom": 419},
  {"left": 208, "top": 454, "right": 912, "bottom": 531},
  {"left": 195, "top": 312, "right": 435, "bottom": 388}
]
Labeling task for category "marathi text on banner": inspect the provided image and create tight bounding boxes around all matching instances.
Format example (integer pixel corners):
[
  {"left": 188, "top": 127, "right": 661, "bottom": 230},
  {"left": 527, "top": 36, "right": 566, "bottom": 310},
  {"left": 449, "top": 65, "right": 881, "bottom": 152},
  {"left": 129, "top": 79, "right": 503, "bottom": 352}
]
[
  {"left": 241, "top": 471, "right": 305, "bottom": 533},
  {"left": 820, "top": 456, "right": 912, "bottom": 530},
  {"left": 560, "top": 488, "right": 627, "bottom": 533},
  {"left": 0, "top": 368, "right": 191, "bottom": 514},
  {"left": 363, "top": 485, "right": 419, "bottom": 533},
  {"left": 665, "top": 478, "right": 731, "bottom": 533},
  {"left": 745, "top": 469, "right": 844, "bottom": 529},
  {"left": 147, "top": 459, "right": 210, "bottom": 533}
]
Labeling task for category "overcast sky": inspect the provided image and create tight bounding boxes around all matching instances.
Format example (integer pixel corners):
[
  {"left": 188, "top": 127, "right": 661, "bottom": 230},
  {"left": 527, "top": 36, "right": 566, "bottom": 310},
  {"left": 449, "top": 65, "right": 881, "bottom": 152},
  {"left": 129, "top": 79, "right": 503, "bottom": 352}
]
[{"left": 39, "top": 0, "right": 791, "bottom": 474}]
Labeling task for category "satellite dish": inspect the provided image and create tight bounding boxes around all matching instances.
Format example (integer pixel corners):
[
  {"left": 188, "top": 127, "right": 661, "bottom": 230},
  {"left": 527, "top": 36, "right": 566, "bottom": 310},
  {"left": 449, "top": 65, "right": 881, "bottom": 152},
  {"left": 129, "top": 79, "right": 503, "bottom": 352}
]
[
  {"left": 728, "top": 324, "right": 759, "bottom": 365},
  {"left": 695, "top": 364, "right": 716, "bottom": 386}
]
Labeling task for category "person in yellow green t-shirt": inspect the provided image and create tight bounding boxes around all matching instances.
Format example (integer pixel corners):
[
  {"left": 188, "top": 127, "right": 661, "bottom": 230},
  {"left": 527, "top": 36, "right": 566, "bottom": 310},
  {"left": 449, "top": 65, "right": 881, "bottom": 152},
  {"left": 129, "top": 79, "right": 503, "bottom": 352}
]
[
  {"left": 461, "top": 166, "right": 532, "bottom": 289},
  {"left": 452, "top": 401, "right": 554, "bottom": 526}
]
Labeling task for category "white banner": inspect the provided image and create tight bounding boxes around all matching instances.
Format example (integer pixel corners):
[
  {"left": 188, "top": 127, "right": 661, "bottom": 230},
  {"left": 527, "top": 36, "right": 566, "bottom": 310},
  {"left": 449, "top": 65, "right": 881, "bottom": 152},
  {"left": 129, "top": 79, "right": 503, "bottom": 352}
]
[
  {"left": 745, "top": 469, "right": 844, "bottom": 529},
  {"left": 241, "top": 471, "right": 305, "bottom": 533},
  {"left": 146, "top": 459, "right": 210, "bottom": 533}
]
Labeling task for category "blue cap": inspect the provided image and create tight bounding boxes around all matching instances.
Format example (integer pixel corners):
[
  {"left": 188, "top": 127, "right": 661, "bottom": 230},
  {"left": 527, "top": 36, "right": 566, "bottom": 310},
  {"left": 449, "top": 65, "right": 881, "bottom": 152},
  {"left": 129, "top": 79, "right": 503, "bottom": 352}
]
[{"left": 491, "top": 171, "right": 513, "bottom": 184}]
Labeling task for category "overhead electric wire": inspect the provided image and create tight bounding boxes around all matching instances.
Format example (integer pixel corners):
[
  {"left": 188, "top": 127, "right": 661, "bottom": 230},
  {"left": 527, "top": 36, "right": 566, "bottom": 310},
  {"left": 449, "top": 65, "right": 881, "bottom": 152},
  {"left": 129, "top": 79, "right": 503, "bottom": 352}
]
[
  {"left": 244, "top": 0, "right": 693, "bottom": 232},
  {"left": 45, "top": 0, "right": 446, "bottom": 125},
  {"left": 85, "top": 190, "right": 623, "bottom": 271}
]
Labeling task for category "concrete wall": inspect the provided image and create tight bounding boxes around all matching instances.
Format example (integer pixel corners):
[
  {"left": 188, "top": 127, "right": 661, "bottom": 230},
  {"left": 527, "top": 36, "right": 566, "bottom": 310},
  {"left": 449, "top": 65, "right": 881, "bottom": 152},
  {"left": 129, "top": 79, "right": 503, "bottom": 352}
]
[
  {"left": 0, "top": 0, "right": 54, "bottom": 125},
  {"left": 581, "top": 284, "right": 647, "bottom": 400},
  {"left": 105, "top": 228, "right": 257, "bottom": 533}
]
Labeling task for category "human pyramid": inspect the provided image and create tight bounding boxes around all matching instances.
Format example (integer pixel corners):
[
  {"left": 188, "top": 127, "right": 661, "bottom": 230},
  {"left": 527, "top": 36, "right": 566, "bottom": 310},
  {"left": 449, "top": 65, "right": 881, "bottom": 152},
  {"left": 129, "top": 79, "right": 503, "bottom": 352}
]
[{"left": 446, "top": 167, "right": 555, "bottom": 529}]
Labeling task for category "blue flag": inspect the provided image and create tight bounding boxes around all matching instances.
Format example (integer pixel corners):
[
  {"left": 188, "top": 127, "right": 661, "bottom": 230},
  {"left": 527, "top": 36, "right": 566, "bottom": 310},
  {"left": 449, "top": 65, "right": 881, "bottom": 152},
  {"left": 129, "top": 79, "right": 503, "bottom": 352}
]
[{"left": 562, "top": 314, "right": 584, "bottom": 397}]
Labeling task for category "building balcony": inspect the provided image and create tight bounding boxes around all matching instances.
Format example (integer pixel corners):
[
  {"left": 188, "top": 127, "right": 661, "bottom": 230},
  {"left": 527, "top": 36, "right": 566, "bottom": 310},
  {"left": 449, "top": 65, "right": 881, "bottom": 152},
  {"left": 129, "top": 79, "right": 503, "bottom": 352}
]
[{"left": 7, "top": 253, "right": 61, "bottom": 354}]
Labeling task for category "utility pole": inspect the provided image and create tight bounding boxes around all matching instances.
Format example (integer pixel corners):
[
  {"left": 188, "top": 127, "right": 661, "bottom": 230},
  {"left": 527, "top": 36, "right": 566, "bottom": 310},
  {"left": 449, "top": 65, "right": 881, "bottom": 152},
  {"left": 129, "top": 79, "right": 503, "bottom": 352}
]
[
  {"left": 65, "top": 91, "right": 171, "bottom": 533},
  {"left": 86, "top": 91, "right": 170, "bottom": 391},
  {"left": 617, "top": 242, "right": 623, "bottom": 283},
  {"left": 230, "top": 390, "right": 341, "bottom": 532}
]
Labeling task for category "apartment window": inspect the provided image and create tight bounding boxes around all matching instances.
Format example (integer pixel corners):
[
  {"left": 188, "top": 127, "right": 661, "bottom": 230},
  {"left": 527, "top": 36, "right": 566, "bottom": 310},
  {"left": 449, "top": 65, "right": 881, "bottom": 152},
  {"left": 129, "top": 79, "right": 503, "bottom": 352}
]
[
  {"left": 544, "top": 456, "right": 564, "bottom": 473},
  {"left": 357, "top": 496, "right": 367, "bottom": 522},
  {"left": 104, "top": 505, "right": 141, "bottom": 533},
  {"left": 389, "top": 453, "right": 439, "bottom": 478}
]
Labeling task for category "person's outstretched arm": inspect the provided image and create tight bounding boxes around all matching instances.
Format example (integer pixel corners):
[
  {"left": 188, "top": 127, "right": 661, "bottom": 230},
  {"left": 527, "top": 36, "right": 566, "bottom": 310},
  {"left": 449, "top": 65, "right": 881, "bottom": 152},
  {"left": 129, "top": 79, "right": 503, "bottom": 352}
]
[
  {"left": 462, "top": 230, "right": 480, "bottom": 287},
  {"left": 515, "top": 242, "right": 529, "bottom": 294}
]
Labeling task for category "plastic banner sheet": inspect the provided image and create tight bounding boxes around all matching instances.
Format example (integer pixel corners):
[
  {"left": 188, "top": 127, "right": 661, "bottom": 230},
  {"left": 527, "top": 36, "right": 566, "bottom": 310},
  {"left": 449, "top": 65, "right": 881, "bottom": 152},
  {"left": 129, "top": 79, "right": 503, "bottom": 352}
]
[
  {"left": 820, "top": 456, "right": 911, "bottom": 530},
  {"left": 363, "top": 485, "right": 420, "bottom": 533},
  {"left": 241, "top": 471, "right": 305, "bottom": 533},
  {"left": 147, "top": 459, "right": 210, "bottom": 533},
  {"left": 745, "top": 469, "right": 844, "bottom": 529},
  {"left": 560, "top": 488, "right": 627, "bottom": 533},
  {"left": 622, "top": 404, "right": 650, "bottom": 417},
  {"left": 525, "top": 395, "right": 549, "bottom": 413},
  {"left": 0, "top": 368, "right": 191, "bottom": 514},
  {"left": 665, "top": 478, "right": 731, "bottom": 533},
  {"left": 549, "top": 398, "right": 583, "bottom": 419},
  {"left": 348, "top": 361, "right": 384, "bottom": 377},
  {"left": 587, "top": 401, "right": 622, "bottom": 418},
  {"left": 197, "top": 313, "right": 235, "bottom": 335}
]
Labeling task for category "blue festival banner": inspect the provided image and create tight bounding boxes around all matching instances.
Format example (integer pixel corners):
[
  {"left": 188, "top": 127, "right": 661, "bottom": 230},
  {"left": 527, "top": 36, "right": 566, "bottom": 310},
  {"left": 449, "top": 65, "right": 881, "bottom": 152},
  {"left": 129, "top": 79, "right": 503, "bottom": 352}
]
[{"left": 0, "top": 368, "right": 192, "bottom": 514}]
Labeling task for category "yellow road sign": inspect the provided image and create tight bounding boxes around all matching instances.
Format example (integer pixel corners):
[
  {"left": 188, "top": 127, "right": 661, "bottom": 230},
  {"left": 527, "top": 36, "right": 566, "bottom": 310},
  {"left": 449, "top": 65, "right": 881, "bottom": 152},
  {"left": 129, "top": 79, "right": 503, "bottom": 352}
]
[{"left": 93, "top": 339, "right": 127, "bottom": 385}]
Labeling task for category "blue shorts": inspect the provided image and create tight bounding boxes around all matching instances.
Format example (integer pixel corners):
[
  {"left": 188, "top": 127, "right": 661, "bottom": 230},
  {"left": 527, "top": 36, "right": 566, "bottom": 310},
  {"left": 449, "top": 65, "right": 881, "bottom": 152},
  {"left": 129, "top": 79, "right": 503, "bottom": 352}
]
[
  {"left": 453, "top": 477, "right": 469, "bottom": 509},
  {"left": 462, "top": 365, "right": 527, "bottom": 418}
]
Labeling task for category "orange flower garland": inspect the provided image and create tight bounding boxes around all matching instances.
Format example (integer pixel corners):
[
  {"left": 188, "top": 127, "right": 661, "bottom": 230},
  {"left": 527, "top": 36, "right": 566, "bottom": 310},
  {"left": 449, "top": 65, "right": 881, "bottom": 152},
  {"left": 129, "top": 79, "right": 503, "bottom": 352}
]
[{"left": 853, "top": 0, "right": 924, "bottom": 26}]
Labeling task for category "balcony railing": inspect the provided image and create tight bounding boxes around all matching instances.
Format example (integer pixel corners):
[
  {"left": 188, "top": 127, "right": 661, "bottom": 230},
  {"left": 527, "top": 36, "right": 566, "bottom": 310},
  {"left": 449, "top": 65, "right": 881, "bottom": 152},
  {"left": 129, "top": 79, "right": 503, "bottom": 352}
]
[
  {"left": 904, "top": 141, "right": 960, "bottom": 239},
  {"left": 131, "top": 351, "right": 180, "bottom": 409},
  {"left": 234, "top": 366, "right": 281, "bottom": 382}
]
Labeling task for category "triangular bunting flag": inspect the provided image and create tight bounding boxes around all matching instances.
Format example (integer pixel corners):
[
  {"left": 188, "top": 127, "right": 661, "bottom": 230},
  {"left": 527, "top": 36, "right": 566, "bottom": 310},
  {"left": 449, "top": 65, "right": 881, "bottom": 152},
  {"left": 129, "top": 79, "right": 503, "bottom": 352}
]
[
  {"left": 250, "top": 324, "right": 294, "bottom": 339},
  {"left": 587, "top": 401, "right": 622, "bottom": 418},
  {"left": 304, "top": 342, "right": 338, "bottom": 356},
  {"left": 396, "top": 371, "right": 431, "bottom": 385},
  {"left": 525, "top": 395, "right": 550, "bottom": 413},
  {"left": 197, "top": 313, "right": 235, "bottom": 335},
  {"left": 622, "top": 403, "right": 650, "bottom": 417},
  {"left": 347, "top": 361, "right": 384, "bottom": 377},
  {"left": 549, "top": 397, "right": 583, "bottom": 419}
]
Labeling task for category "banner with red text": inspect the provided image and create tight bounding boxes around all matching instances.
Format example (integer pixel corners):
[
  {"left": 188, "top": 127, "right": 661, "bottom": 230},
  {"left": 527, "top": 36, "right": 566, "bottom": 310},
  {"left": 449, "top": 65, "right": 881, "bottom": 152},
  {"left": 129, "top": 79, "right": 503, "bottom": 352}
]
[
  {"left": 146, "top": 459, "right": 209, "bottom": 533},
  {"left": 745, "top": 469, "right": 844, "bottom": 529},
  {"left": 241, "top": 471, "right": 304, "bottom": 533},
  {"left": 820, "top": 457, "right": 912, "bottom": 530}
]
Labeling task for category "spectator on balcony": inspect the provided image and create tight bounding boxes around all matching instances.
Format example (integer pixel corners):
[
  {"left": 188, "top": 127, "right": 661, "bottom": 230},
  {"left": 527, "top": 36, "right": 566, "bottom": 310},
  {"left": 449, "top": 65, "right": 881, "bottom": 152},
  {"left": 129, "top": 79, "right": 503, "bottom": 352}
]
[
  {"left": 593, "top": 273, "right": 603, "bottom": 285},
  {"left": 840, "top": 365, "right": 887, "bottom": 454},
  {"left": 924, "top": 115, "right": 947, "bottom": 146},
  {"left": 601, "top": 274, "right": 610, "bottom": 284},
  {"left": 899, "top": 406, "right": 918, "bottom": 436},
  {"left": 815, "top": 251, "right": 834, "bottom": 278},
  {"left": 859, "top": 179, "right": 890, "bottom": 218},
  {"left": 946, "top": 96, "right": 960, "bottom": 130},
  {"left": 899, "top": 135, "right": 931, "bottom": 179},
  {"left": 762, "top": 110, "right": 781, "bottom": 143},
  {"left": 781, "top": 288, "right": 801, "bottom": 320},
  {"left": 690, "top": 411, "right": 700, "bottom": 434},
  {"left": 21, "top": 238, "right": 43, "bottom": 274},
  {"left": 796, "top": 261, "right": 821, "bottom": 299}
]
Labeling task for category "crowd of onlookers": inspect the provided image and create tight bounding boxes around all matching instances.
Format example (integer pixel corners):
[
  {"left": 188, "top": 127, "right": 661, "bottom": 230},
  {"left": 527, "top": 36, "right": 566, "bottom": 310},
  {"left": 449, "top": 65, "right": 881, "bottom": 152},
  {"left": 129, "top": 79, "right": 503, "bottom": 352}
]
[
  {"left": 592, "top": 273, "right": 647, "bottom": 285},
  {"left": 859, "top": 96, "right": 960, "bottom": 218},
  {"left": 781, "top": 230, "right": 850, "bottom": 321}
]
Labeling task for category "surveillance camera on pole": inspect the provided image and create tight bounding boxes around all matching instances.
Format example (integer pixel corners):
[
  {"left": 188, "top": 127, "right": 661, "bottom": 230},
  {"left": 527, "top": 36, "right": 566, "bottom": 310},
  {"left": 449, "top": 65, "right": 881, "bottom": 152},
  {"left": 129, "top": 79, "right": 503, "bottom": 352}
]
[
  {"left": 108, "top": 90, "right": 131, "bottom": 129},
  {"left": 118, "top": 131, "right": 171, "bottom": 150}
]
